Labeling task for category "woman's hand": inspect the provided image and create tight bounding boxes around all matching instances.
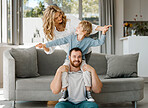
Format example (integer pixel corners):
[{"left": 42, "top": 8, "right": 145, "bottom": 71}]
[
  {"left": 36, "top": 43, "right": 50, "bottom": 52},
  {"left": 42, "top": 44, "right": 50, "bottom": 52},
  {"left": 35, "top": 43, "right": 43, "bottom": 48}
]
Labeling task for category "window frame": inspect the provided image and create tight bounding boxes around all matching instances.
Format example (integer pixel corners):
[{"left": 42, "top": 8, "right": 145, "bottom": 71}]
[
  {"left": 1, "top": 0, "right": 8, "bottom": 43},
  {"left": 0, "top": 0, "right": 2, "bottom": 43}
]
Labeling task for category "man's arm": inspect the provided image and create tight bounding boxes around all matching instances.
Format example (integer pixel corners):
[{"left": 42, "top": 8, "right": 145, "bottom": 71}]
[
  {"left": 50, "top": 66, "right": 63, "bottom": 94},
  {"left": 83, "top": 65, "right": 103, "bottom": 93},
  {"left": 50, "top": 65, "right": 69, "bottom": 94},
  {"left": 91, "top": 68, "right": 103, "bottom": 93}
]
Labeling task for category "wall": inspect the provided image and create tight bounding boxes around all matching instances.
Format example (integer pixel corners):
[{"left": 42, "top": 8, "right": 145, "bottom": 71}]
[{"left": 114, "top": 0, "right": 124, "bottom": 55}]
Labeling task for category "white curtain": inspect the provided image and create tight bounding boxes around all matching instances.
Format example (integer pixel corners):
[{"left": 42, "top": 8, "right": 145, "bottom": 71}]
[{"left": 99, "top": 0, "right": 115, "bottom": 54}]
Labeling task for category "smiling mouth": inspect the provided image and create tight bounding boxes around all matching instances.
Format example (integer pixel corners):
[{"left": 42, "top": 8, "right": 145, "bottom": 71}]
[{"left": 74, "top": 61, "right": 80, "bottom": 63}]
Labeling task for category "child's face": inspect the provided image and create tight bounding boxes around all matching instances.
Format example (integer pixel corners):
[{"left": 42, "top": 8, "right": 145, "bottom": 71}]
[{"left": 75, "top": 24, "right": 86, "bottom": 36}]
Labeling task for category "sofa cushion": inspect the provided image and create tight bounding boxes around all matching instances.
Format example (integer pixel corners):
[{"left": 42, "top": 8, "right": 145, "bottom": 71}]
[
  {"left": 10, "top": 47, "right": 40, "bottom": 78},
  {"left": 37, "top": 49, "right": 66, "bottom": 75},
  {"left": 88, "top": 53, "right": 107, "bottom": 75},
  {"left": 16, "top": 75, "right": 144, "bottom": 93},
  {"left": 16, "top": 76, "right": 53, "bottom": 91},
  {"left": 105, "top": 53, "right": 139, "bottom": 78},
  {"left": 99, "top": 75, "right": 144, "bottom": 93}
]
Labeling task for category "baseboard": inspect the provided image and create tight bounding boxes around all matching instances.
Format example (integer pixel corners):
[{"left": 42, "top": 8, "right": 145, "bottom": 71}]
[{"left": 143, "top": 77, "right": 148, "bottom": 83}]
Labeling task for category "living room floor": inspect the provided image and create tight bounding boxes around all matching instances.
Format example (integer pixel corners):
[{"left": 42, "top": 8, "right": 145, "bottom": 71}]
[{"left": 0, "top": 83, "right": 148, "bottom": 108}]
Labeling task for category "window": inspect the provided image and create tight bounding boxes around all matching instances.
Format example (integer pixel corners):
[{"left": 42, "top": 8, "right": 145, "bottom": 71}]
[
  {"left": 7, "top": 0, "right": 12, "bottom": 44},
  {"left": 0, "top": 0, "right": 12, "bottom": 44},
  {"left": 23, "top": 0, "right": 45, "bottom": 44},
  {"left": 82, "top": 0, "right": 99, "bottom": 25},
  {"left": 53, "top": 0, "right": 79, "bottom": 18},
  {"left": 22, "top": 0, "right": 99, "bottom": 45}
]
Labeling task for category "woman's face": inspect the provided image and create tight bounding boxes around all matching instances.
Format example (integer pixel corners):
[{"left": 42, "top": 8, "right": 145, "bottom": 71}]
[{"left": 54, "top": 12, "right": 63, "bottom": 24}]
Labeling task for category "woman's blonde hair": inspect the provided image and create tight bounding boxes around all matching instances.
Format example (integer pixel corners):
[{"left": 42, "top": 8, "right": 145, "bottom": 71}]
[
  {"left": 42, "top": 5, "right": 66, "bottom": 40},
  {"left": 79, "top": 20, "right": 92, "bottom": 37}
]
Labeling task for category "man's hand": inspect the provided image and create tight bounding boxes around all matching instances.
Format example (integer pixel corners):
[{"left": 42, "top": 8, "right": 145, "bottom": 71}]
[
  {"left": 82, "top": 64, "right": 95, "bottom": 73},
  {"left": 57, "top": 65, "right": 69, "bottom": 73}
]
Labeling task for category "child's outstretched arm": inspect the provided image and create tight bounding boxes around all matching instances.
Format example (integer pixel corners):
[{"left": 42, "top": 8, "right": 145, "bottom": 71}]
[
  {"left": 89, "top": 26, "right": 109, "bottom": 47},
  {"left": 95, "top": 25, "right": 112, "bottom": 32},
  {"left": 36, "top": 35, "right": 71, "bottom": 52}
]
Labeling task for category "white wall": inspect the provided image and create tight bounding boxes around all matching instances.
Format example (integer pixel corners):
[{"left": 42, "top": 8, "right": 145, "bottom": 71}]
[
  {"left": 23, "top": 18, "right": 45, "bottom": 43},
  {"left": 114, "top": 0, "right": 124, "bottom": 55}
]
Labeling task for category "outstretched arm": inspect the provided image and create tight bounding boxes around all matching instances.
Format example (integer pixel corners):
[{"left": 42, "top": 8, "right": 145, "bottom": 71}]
[
  {"left": 36, "top": 35, "right": 71, "bottom": 52},
  {"left": 89, "top": 27, "right": 109, "bottom": 47},
  {"left": 90, "top": 24, "right": 112, "bottom": 35},
  {"left": 95, "top": 25, "right": 112, "bottom": 32}
]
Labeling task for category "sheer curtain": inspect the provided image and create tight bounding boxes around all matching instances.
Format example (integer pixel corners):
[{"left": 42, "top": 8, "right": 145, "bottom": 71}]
[{"left": 99, "top": 0, "right": 115, "bottom": 54}]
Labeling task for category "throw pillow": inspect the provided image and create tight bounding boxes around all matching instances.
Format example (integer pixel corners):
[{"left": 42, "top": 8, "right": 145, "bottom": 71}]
[
  {"left": 105, "top": 53, "right": 139, "bottom": 79},
  {"left": 10, "top": 46, "right": 40, "bottom": 78}
]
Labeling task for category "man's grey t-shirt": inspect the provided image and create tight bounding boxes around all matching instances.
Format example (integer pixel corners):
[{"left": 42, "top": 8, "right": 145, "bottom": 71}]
[{"left": 67, "top": 71, "right": 86, "bottom": 104}]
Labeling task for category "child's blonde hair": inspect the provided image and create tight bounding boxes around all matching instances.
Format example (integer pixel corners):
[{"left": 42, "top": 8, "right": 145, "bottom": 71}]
[{"left": 79, "top": 20, "right": 92, "bottom": 37}]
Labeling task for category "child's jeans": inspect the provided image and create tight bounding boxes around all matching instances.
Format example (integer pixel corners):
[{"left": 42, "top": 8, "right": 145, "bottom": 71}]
[{"left": 62, "top": 59, "right": 91, "bottom": 89}]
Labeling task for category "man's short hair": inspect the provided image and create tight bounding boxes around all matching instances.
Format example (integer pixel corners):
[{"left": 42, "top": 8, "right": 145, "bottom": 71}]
[{"left": 69, "top": 47, "right": 82, "bottom": 56}]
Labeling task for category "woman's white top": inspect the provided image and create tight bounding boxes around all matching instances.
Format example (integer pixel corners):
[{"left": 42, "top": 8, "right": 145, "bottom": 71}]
[{"left": 45, "top": 15, "right": 98, "bottom": 54}]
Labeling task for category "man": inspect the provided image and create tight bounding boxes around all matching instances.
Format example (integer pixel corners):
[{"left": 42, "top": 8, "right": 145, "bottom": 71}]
[{"left": 50, "top": 47, "right": 103, "bottom": 108}]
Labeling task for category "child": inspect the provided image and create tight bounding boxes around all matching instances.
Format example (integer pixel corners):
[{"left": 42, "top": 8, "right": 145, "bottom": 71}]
[{"left": 36, "top": 20, "right": 108, "bottom": 102}]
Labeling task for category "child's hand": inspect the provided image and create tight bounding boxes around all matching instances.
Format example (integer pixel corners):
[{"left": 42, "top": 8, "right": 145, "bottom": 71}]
[
  {"left": 96, "top": 25, "right": 112, "bottom": 32},
  {"left": 35, "top": 43, "right": 43, "bottom": 48},
  {"left": 102, "top": 26, "right": 109, "bottom": 35},
  {"left": 42, "top": 44, "right": 50, "bottom": 52}
]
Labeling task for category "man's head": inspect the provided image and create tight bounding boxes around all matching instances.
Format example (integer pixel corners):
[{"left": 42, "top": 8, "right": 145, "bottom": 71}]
[
  {"left": 69, "top": 48, "right": 82, "bottom": 68},
  {"left": 75, "top": 20, "right": 92, "bottom": 37}
]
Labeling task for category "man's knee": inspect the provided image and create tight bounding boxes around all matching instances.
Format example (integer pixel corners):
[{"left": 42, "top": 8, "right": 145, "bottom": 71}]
[
  {"left": 83, "top": 101, "right": 99, "bottom": 108},
  {"left": 91, "top": 102, "right": 99, "bottom": 108},
  {"left": 55, "top": 102, "right": 66, "bottom": 108}
]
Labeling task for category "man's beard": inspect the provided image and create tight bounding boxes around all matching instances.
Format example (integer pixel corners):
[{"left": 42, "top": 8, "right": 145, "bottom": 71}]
[{"left": 70, "top": 59, "right": 82, "bottom": 68}]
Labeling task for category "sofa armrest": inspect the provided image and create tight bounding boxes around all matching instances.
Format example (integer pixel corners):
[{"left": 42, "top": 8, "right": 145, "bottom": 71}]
[{"left": 3, "top": 50, "right": 15, "bottom": 100}]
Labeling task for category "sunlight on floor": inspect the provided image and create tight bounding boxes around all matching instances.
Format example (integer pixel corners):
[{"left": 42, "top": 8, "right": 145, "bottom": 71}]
[
  {"left": 0, "top": 105, "right": 5, "bottom": 108},
  {"left": 0, "top": 89, "right": 3, "bottom": 95},
  {"left": 0, "top": 89, "right": 4, "bottom": 101}
]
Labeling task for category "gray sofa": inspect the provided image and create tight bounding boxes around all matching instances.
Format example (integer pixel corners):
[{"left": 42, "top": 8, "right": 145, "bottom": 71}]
[{"left": 3, "top": 49, "right": 144, "bottom": 108}]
